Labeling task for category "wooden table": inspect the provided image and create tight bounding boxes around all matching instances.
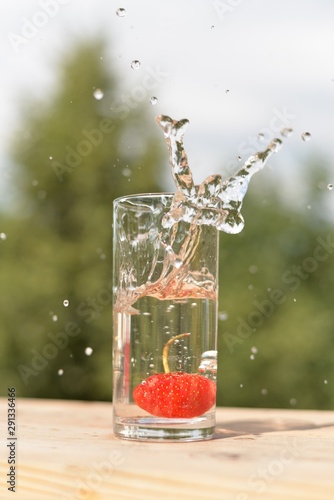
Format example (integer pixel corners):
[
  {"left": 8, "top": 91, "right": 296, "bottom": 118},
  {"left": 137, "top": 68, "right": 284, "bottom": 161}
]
[{"left": 0, "top": 399, "right": 333, "bottom": 499}]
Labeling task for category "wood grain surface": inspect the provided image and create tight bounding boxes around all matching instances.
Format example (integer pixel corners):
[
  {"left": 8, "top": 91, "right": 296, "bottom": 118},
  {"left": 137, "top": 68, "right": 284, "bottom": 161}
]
[{"left": 0, "top": 398, "right": 334, "bottom": 499}]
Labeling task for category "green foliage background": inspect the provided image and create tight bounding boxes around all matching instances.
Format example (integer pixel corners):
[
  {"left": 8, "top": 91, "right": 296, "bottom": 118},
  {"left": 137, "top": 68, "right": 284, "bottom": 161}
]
[{"left": 0, "top": 38, "right": 333, "bottom": 409}]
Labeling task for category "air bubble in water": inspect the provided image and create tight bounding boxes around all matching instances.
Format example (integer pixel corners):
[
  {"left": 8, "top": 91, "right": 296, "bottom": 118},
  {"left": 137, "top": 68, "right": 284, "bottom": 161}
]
[
  {"left": 63, "top": 299, "right": 69, "bottom": 307},
  {"left": 173, "top": 258, "right": 183, "bottom": 269},
  {"left": 131, "top": 60, "right": 141, "bottom": 70},
  {"left": 150, "top": 96, "right": 158, "bottom": 106},
  {"left": 327, "top": 184, "right": 333, "bottom": 191},
  {"left": 0, "top": 232, "right": 7, "bottom": 240},
  {"left": 58, "top": 369, "right": 64, "bottom": 376},
  {"left": 198, "top": 351, "right": 217, "bottom": 378},
  {"left": 93, "top": 88, "right": 104, "bottom": 100},
  {"left": 301, "top": 132, "right": 311, "bottom": 142},
  {"left": 85, "top": 347, "right": 93, "bottom": 356},
  {"left": 116, "top": 7, "right": 126, "bottom": 17}
]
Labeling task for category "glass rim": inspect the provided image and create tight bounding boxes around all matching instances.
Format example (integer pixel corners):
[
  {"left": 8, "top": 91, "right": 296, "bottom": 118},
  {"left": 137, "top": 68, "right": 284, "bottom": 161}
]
[{"left": 113, "top": 192, "right": 175, "bottom": 207}]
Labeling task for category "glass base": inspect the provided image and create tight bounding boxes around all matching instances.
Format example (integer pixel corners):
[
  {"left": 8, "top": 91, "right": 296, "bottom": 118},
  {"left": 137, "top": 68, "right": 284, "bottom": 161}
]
[{"left": 113, "top": 414, "right": 215, "bottom": 441}]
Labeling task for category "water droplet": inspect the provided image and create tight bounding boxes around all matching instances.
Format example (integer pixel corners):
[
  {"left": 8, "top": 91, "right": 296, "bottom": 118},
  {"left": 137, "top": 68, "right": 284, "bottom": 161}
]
[
  {"left": 301, "top": 132, "right": 311, "bottom": 142},
  {"left": 293, "top": 298, "right": 296, "bottom": 302},
  {"left": 218, "top": 311, "right": 228, "bottom": 321},
  {"left": 327, "top": 184, "right": 333, "bottom": 191},
  {"left": 93, "top": 88, "right": 104, "bottom": 100},
  {"left": 49, "top": 155, "right": 53, "bottom": 160},
  {"left": 58, "top": 369, "right": 64, "bottom": 376},
  {"left": 131, "top": 60, "right": 141, "bottom": 70},
  {"left": 211, "top": 25, "right": 215, "bottom": 29},
  {"left": 150, "top": 96, "right": 158, "bottom": 106},
  {"left": 85, "top": 347, "right": 93, "bottom": 356},
  {"left": 290, "top": 398, "right": 297, "bottom": 406},
  {"left": 250, "top": 354, "right": 255, "bottom": 360},
  {"left": 0, "top": 232, "right": 7, "bottom": 240},
  {"left": 32, "top": 180, "right": 38, "bottom": 186},
  {"left": 240, "top": 384, "right": 243, "bottom": 388},
  {"left": 116, "top": 7, "right": 126, "bottom": 17},
  {"left": 63, "top": 299, "right": 69, "bottom": 307},
  {"left": 280, "top": 127, "right": 293, "bottom": 138},
  {"left": 149, "top": 363, "right": 154, "bottom": 368},
  {"left": 237, "top": 155, "right": 241, "bottom": 161},
  {"left": 52, "top": 314, "right": 58, "bottom": 322},
  {"left": 249, "top": 265, "right": 258, "bottom": 274},
  {"left": 225, "top": 89, "right": 230, "bottom": 94},
  {"left": 258, "top": 132, "right": 265, "bottom": 141},
  {"left": 122, "top": 167, "right": 131, "bottom": 177},
  {"left": 251, "top": 346, "right": 258, "bottom": 354},
  {"left": 324, "top": 379, "right": 328, "bottom": 384},
  {"left": 307, "top": 204, "right": 312, "bottom": 210},
  {"left": 261, "top": 388, "right": 268, "bottom": 395}
]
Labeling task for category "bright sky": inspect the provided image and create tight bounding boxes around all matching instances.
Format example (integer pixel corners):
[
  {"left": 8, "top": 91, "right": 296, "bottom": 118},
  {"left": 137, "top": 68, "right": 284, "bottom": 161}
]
[{"left": 1, "top": 0, "right": 334, "bottom": 207}]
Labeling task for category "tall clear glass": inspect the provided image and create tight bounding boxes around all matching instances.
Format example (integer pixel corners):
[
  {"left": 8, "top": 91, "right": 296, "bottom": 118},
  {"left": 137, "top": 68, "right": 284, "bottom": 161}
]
[{"left": 112, "top": 193, "right": 219, "bottom": 441}]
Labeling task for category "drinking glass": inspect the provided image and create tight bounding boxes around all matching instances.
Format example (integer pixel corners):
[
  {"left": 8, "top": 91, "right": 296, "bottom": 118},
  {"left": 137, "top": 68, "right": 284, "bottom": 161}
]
[{"left": 112, "top": 193, "right": 219, "bottom": 441}]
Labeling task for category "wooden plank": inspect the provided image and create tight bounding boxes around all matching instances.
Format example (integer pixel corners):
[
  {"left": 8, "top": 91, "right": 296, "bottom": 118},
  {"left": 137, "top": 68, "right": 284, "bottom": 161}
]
[{"left": 0, "top": 399, "right": 334, "bottom": 499}]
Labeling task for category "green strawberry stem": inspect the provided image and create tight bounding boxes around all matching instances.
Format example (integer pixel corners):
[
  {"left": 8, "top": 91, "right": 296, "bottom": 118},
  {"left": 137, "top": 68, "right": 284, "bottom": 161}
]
[{"left": 162, "top": 332, "right": 191, "bottom": 374}]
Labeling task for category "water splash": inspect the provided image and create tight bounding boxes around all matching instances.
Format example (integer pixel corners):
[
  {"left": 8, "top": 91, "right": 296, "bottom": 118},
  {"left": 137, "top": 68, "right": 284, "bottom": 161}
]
[
  {"left": 114, "top": 115, "right": 291, "bottom": 312},
  {"left": 156, "top": 115, "right": 288, "bottom": 235}
]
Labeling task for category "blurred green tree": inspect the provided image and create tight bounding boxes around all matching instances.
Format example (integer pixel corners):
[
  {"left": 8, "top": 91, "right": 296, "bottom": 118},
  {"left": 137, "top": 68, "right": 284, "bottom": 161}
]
[
  {"left": 217, "top": 168, "right": 334, "bottom": 410},
  {"left": 0, "top": 38, "right": 164, "bottom": 400}
]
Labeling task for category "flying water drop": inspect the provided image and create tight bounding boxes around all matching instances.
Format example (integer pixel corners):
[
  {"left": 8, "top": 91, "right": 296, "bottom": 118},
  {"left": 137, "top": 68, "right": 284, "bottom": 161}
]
[
  {"left": 280, "top": 127, "right": 293, "bottom": 138},
  {"left": 0, "top": 232, "right": 7, "bottom": 240},
  {"left": 131, "top": 60, "right": 141, "bottom": 70},
  {"left": 58, "top": 369, "right": 64, "bottom": 376},
  {"left": 93, "top": 88, "right": 104, "bottom": 100},
  {"left": 85, "top": 347, "right": 93, "bottom": 356},
  {"left": 327, "top": 184, "right": 333, "bottom": 191},
  {"left": 150, "top": 96, "right": 158, "bottom": 106},
  {"left": 63, "top": 299, "right": 69, "bottom": 307},
  {"left": 116, "top": 7, "right": 126, "bottom": 17},
  {"left": 301, "top": 132, "right": 311, "bottom": 142}
]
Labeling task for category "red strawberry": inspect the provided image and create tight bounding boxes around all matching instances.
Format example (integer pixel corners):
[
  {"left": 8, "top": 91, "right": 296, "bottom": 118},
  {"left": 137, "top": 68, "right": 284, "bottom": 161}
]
[{"left": 133, "top": 372, "right": 216, "bottom": 419}]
